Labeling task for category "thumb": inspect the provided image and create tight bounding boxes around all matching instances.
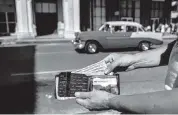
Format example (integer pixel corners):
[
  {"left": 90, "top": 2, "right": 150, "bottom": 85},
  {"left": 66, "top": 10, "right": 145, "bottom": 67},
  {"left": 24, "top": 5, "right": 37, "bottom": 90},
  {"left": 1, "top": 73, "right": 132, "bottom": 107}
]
[
  {"left": 104, "top": 61, "right": 119, "bottom": 75},
  {"left": 126, "top": 65, "right": 135, "bottom": 71},
  {"left": 126, "top": 63, "right": 140, "bottom": 71}
]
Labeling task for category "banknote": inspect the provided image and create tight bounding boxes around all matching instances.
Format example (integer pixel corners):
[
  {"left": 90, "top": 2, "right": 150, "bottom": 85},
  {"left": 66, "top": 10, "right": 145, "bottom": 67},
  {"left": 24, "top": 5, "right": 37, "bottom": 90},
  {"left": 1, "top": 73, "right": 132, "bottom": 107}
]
[{"left": 71, "top": 59, "right": 113, "bottom": 75}]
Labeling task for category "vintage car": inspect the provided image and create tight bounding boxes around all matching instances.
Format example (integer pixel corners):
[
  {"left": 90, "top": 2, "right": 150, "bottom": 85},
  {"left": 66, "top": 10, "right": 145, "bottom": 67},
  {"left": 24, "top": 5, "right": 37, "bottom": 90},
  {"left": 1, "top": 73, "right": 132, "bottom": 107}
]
[{"left": 72, "top": 21, "right": 163, "bottom": 54}]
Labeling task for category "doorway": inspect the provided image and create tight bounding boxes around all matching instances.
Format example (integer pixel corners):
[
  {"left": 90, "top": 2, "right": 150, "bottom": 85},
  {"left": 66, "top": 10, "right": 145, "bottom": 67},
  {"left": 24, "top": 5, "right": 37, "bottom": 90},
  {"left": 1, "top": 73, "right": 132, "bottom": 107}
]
[
  {"left": 34, "top": 0, "right": 57, "bottom": 36},
  {"left": 80, "top": 0, "right": 90, "bottom": 31},
  {"left": 151, "top": 18, "right": 160, "bottom": 32}
]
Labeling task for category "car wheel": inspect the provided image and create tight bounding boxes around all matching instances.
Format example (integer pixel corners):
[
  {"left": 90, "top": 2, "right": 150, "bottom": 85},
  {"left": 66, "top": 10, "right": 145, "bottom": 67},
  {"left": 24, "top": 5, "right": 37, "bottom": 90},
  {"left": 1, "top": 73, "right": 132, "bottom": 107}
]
[
  {"left": 85, "top": 41, "right": 99, "bottom": 54},
  {"left": 139, "top": 42, "right": 151, "bottom": 51}
]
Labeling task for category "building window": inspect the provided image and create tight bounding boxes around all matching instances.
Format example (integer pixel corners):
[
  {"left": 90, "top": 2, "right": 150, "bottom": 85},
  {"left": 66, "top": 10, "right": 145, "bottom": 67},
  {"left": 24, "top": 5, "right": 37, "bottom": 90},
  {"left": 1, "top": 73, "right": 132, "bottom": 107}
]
[
  {"left": 0, "top": 0, "right": 16, "bottom": 35},
  {"left": 121, "top": 0, "right": 127, "bottom": 17},
  {"left": 151, "top": 1, "right": 164, "bottom": 18},
  {"left": 135, "top": 0, "right": 140, "bottom": 18},
  {"left": 92, "top": 0, "right": 106, "bottom": 30},
  {"left": 120, "top": 0, "right": 140, "bottom": 22},
  {"left": 0, "top": 12, "right": 16, "bottom": 34},
  {"left": 35, "top": 2, "right": 56, "bottom": 13}
]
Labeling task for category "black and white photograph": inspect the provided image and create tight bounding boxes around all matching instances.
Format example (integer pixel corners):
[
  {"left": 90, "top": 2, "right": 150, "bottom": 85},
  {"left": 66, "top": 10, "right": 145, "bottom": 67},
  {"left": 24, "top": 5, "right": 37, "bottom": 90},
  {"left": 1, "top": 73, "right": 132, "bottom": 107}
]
[{"left": 0, "top": 0, "right": 178, "bottom": 114}]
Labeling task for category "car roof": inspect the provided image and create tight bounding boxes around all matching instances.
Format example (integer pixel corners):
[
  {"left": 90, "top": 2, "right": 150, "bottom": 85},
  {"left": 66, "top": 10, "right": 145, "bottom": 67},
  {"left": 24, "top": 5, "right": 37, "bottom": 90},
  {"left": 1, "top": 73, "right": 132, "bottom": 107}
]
[{"left": 105, "top": 21, "right": 142, "bottom": 27}]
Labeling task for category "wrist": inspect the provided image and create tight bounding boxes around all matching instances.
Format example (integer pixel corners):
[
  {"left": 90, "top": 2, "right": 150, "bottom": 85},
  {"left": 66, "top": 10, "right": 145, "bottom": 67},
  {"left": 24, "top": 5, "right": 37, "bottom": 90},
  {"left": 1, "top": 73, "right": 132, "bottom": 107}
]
[
  {"left": 132, "top": 51, "right": 160, "bottom": 67},
  {"left": 107, "top": 95, "right": 120, "bottom": 110}
]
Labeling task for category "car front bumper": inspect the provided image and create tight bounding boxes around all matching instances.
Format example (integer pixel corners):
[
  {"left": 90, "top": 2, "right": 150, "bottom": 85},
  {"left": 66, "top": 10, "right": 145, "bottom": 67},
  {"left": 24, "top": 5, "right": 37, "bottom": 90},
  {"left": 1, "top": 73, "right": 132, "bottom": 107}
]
[{"left": 71, "top": 40, "right": 85, "bottom": 49}]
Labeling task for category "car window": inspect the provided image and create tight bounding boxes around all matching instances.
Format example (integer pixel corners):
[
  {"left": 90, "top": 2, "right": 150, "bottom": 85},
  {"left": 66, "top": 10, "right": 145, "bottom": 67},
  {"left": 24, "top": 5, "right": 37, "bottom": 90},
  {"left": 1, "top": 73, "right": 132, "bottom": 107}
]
[
  {"left": 126, "top": 25, "right": 137, "bottom": 32},
  {"left": 102, "top": 24, "right": 111, "bottom": 32},
  {"left": 141, "top": 26, "right": 146, "bottom": 32},
  {"left": 114, "top": 25, "right": 125, "bottom": 32},
  {"left": 138, "top": 27, "right": 144, "bottom": 32}
]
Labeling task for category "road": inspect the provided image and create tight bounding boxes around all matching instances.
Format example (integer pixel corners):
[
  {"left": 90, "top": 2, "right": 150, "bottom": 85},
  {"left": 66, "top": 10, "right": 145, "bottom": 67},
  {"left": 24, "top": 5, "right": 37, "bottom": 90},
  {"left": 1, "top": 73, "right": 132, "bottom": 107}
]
[
  {"left": 33, "top": 40, "right": 171, "bottom": 114},
  {"left": 0, "top": 39, "right": 174, "bottom": 114},
  {"left": 34, "top": 43, "right": 139, "bottom": 73},
  {"left": 33, "top": 39, "right": 172, "bottom": 73}
]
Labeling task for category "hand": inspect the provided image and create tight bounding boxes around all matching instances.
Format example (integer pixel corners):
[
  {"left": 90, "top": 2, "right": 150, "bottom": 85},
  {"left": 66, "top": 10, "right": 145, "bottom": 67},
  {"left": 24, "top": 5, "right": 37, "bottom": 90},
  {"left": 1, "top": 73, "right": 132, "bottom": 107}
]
[
  {"left": 104, "top": 53, "right": 138, "bottom": 75},
  {"left": 75, "top": 90, "right": 116, "bottom": 111}
]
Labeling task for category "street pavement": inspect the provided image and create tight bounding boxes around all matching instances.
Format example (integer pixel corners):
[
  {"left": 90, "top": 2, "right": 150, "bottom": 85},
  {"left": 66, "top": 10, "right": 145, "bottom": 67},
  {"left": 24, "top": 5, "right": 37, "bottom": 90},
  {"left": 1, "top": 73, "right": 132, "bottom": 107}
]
[
  {"left": 15, "top": 39, "right": 173, "bottom": 75},
  {"left": 0, "top": 39, "right": 175, "bottom": 114}
]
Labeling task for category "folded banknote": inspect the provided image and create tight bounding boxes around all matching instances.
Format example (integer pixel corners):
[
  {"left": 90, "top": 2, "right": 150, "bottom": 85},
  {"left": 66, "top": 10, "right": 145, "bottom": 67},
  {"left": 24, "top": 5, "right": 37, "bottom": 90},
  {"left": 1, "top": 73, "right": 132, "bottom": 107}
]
[{"left": 72, "top": 60, "right": 113, "bottom": 75}]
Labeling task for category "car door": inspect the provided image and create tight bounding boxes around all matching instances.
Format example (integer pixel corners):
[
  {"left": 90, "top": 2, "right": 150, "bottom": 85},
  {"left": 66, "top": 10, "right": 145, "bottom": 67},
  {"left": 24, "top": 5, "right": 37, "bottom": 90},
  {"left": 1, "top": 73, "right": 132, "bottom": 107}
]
[
  {"left": 123, "top": 25, "right": 138, "bottom": 47},
  {"left": 106, "top": 25, "right": 132, "bottom": 49}
]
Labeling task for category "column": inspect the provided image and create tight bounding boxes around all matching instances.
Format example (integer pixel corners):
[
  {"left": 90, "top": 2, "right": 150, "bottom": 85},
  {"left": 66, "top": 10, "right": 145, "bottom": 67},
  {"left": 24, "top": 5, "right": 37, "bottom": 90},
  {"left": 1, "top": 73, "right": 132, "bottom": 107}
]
[
  {"left": 27, "top": 0, "right": 36, "bottom": 37},
  {"left": 63, "top": 0, "right": 74, "bottom": 39},
  {"left": 15, "top": 0, "right": 35, "bottom": 39},
  {"left": 57, "top": 0, "right": 64, "bottom": 38},
  {"left": 63, "top": 0, "right": 80, "bottom": 39},
  {"left": 73, "top": 0, "right": 80, "bottom": 32},
  {"left": 57, "top": 0, "right": 63, "bottom": 22}
]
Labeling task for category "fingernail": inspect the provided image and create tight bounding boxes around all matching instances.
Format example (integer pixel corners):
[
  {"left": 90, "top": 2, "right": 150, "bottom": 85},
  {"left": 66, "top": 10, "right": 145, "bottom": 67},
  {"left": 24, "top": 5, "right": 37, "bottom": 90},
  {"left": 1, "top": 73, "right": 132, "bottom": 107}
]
[
  {"left": 104, "top": 69, "right": 109, "bottom": 75},
  {"left": 75, "top": 92, "right": 80, "bottom": 97}
]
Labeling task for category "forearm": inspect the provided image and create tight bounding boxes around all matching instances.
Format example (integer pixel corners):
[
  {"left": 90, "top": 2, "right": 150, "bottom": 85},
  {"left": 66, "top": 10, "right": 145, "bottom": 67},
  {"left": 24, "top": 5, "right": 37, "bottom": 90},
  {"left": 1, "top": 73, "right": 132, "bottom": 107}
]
[
  {"left": 132, "top": 40, "right": 176, "bottom": 68},
  {"left": 108, "top": 88, "right": 178, "bottom": 114},
  {"left": 133, "top": 45, "right": 168, "bottom": 68}
]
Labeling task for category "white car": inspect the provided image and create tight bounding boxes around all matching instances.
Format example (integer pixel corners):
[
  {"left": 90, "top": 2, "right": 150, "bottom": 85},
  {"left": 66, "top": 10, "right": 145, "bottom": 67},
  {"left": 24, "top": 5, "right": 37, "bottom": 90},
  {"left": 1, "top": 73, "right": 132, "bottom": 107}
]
[{"left": 72, "top": 21, "right": 163, "bottom": 54}]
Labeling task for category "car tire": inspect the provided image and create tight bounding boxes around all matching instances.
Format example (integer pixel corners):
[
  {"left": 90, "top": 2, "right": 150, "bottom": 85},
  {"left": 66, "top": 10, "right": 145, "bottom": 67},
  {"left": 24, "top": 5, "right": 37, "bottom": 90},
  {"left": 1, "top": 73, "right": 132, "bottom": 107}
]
[
  {"left": 138, "top": 42, "right": 151, "bottom": 51},
  {"left": 85, "top": 41, "right": 99, "bottom": 54}
]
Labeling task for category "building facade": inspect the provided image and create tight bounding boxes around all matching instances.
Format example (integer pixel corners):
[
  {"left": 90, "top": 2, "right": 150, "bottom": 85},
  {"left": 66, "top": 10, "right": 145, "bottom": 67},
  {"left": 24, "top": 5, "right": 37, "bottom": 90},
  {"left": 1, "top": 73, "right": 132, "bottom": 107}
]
[
  {"left": 171, "top": 0, "right": 178, "bottom": 23},
  {"left": 0, "top": 0, "right": 171, "bottom": 39}
]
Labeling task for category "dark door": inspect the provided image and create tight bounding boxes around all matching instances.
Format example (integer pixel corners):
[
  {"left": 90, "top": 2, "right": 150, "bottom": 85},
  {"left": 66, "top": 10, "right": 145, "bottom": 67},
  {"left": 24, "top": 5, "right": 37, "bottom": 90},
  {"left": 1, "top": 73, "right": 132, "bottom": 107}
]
[
  {"left": 35, "top": 13, "right": 57, "bottom": 35},
  {"left": 35, "top": 0, "right": 57, "bottom": 36},
  {"left": 80, "top": 0, "right": 90, "bottom": 31}
]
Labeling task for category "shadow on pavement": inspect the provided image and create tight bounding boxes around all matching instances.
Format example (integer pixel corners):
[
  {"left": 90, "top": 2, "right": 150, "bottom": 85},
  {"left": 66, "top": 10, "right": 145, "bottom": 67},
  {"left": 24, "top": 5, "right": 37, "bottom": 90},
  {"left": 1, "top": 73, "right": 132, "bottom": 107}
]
[
  {"left": 76, "top": 47, "right": 157, "bottom": 54},
  {"left": 101, "top": 47, "right": 157, "bottom": 53},
  {"left": 0, "top": 45, "right": 37, "bottom": 114},
  {"left": 101, "top": 47, "right": 138, "bottom": 53}
]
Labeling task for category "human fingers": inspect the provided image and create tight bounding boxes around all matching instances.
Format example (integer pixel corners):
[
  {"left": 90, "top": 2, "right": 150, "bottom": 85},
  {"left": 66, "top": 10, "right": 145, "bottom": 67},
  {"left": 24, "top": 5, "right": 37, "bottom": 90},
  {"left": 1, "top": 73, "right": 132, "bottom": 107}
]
[
  {"left": 104, "top": 61, "right": 120, "bottom": 75},
  {"left": 126, "top": 65, "right": 135, "bottom": 71},
  {"left": 104, "top": 54, "right": 115, "bottom": 64},
  {"left": 76, "top": 98, "right": 90, "bottom": 108},
  {"left": 75, "top": 92, "right": 91, "bottom": 99}
]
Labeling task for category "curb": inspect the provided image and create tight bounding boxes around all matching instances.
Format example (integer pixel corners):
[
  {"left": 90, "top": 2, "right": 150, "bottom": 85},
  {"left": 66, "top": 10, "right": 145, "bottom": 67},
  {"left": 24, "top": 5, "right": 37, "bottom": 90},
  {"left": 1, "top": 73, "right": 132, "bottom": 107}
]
[{"left": 15, "top": 39, "right": 73, "bottom": 44}]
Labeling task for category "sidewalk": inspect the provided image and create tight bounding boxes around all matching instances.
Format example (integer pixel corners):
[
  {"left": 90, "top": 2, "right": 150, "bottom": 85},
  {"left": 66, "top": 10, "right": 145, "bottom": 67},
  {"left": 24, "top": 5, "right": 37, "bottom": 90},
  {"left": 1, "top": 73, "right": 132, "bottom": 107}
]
[
  {"left": 0, "top": 34, "right": 73, "bottom": 45},
  {"left": 0, "top": 33, "right": 177, "bottom": 45},
  {"left": 162, "top": 33, "right": 177, "bottom": 40},
  {"left": 16, "top": 34, "right": 73, "bottom": 44}
]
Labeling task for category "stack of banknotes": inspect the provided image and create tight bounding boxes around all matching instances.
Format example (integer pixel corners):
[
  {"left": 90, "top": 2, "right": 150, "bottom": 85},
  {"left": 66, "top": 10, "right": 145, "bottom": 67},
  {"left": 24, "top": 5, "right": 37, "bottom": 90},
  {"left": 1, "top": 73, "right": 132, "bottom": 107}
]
[{"left": 71, "top": 59, "right": 113, "bottom": 76}]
